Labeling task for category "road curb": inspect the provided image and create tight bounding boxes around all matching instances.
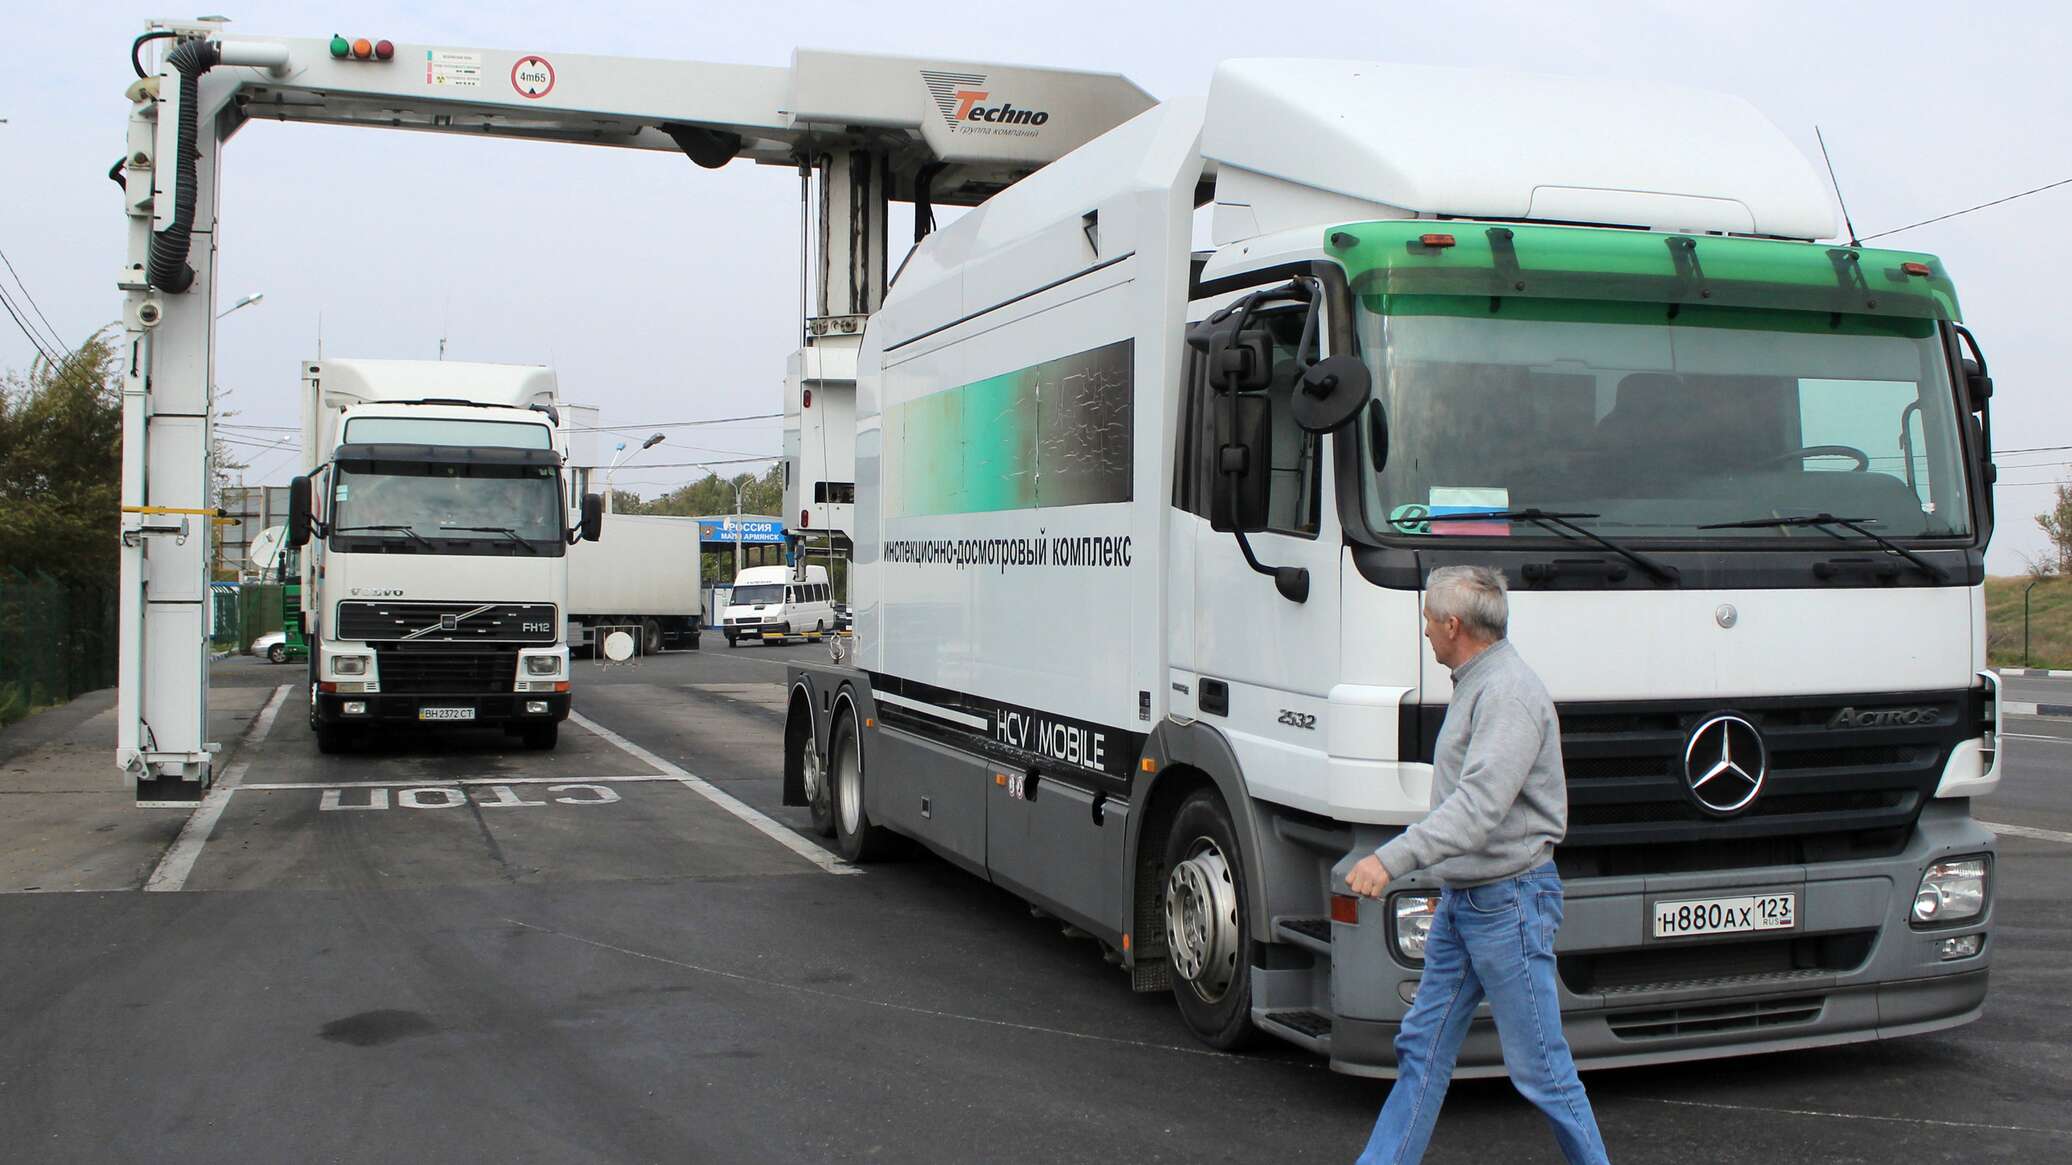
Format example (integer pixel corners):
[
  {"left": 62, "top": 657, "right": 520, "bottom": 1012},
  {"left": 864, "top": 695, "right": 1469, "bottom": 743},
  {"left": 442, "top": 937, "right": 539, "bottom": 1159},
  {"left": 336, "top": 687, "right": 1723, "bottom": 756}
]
[{"left": 1996, "top": 668, "right": 2072, "bottom": 678}]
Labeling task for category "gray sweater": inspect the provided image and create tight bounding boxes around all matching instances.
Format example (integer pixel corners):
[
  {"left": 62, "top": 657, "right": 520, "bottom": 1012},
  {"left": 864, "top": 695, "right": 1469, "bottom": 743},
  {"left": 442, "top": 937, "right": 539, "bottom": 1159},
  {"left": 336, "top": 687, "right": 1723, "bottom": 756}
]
[{"left": 1376, "top": 639, "right": 1567, "bottom": 887}]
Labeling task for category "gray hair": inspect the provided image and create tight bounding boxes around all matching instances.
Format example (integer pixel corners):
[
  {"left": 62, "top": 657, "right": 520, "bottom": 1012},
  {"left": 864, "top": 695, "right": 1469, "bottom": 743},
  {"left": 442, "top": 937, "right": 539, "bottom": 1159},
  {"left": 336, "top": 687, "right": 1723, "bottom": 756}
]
[{"left": 1425, "top": 565, "right": 1509, "bottom": 641}]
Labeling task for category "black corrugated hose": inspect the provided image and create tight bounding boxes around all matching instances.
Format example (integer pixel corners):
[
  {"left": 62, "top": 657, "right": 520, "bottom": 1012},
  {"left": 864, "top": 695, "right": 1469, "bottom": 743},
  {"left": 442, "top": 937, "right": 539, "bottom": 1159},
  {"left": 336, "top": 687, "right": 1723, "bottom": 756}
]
[{"left": 146, "top": 36, "right": 221, "bottom": 294}]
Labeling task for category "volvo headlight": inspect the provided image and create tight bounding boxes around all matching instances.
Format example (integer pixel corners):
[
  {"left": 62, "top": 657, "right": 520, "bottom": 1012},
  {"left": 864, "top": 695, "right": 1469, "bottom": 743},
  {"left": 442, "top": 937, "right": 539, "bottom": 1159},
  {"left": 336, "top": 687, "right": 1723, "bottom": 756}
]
[
  {"left": 524, "top": 654, "right": 561, "bottom": 677},
  {"left": 1392, "top": 894, "right": 1441, "bottom": 963},
  {"left": 333, "top": 654, "right": 370, "bottom": 676},
  {"left": 1913, "top": 857, "right": 1988, "bottom": 925}
]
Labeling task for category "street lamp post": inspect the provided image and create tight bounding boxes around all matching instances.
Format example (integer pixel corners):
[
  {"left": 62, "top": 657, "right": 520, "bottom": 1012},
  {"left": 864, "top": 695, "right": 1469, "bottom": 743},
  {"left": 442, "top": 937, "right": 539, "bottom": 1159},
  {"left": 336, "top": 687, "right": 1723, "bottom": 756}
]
[
  {"left": 603, "top": 432, "right": 665, "bottom": 514},
  {"left": 216, "top": 291, "right": 265, "bottom": 320}
]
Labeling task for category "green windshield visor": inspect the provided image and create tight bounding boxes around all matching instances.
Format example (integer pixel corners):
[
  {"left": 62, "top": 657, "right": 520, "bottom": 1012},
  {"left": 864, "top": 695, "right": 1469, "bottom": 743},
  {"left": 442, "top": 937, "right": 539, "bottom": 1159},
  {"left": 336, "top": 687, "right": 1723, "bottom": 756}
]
[{"left": 1326, "top": 221, "right": 1960, "bottom": 322}]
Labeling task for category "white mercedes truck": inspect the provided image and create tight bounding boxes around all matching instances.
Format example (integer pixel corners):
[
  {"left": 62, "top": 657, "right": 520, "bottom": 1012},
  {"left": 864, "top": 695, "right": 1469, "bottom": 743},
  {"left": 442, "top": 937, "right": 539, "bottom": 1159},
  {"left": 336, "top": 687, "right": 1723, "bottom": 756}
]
[
  {"left": 784, "top": 62, "right": 2002, "bottom": 1075},
  {"left": 287, "top": 359, "right": 603, "bottom": 752}
]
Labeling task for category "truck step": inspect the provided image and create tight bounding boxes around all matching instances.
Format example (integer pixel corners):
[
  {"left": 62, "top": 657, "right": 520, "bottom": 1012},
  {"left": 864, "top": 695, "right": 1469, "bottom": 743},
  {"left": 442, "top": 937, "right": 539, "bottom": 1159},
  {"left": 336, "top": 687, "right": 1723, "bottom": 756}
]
[
  {"left": 1274, "top": 917, "right": 1333, "bottom": 956},
  {"left": 1255, "top": 1008, "right": 1333, "bottom": 1053}
]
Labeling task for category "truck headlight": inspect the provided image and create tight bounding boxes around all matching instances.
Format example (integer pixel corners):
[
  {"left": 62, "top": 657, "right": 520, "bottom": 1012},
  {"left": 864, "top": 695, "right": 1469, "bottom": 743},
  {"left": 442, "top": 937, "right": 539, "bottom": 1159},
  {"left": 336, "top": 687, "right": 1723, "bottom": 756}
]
[
  {"left": 333, "top": 654, "right": 370, "bottom": 676},
  {"left": 524, "top": 655, "right": 561, "bottom": 677},
  {"left": 1392, "top": 894, "right": 1441, "bottom": 963},
  {"left": 1913, "top": 857, "right": 1988, "bottom": 925}
]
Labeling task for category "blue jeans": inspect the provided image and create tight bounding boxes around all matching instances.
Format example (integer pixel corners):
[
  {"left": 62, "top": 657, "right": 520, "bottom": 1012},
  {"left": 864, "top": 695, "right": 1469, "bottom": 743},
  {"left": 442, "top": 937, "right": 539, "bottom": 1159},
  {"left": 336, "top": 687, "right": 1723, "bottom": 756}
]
[{"left": 1357, "top": 862, "right": 1609, "bottom": 1164}]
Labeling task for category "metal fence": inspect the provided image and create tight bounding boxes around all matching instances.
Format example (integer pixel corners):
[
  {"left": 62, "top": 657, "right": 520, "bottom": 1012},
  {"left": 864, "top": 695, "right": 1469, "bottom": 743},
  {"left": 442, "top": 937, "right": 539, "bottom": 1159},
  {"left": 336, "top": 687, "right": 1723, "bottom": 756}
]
[{"left": 0, "top": 570, "right": 118, "bottom": 727}]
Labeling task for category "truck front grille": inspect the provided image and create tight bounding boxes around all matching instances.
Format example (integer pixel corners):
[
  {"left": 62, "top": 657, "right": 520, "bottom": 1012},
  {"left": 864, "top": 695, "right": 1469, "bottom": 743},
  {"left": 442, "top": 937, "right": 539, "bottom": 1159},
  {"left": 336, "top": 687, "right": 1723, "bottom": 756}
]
[
  {"left": 337, "top": 601, "right": 557, "bottom": 644},
  {"left": 373, "top": 646, "right": 518, "bottom": 694},
  {"left": 1401, "top": 689, "right": 1976, "bottom": 872},
  {"left": 1561, "top": 930, "right": 1875, "bottom": 996}
]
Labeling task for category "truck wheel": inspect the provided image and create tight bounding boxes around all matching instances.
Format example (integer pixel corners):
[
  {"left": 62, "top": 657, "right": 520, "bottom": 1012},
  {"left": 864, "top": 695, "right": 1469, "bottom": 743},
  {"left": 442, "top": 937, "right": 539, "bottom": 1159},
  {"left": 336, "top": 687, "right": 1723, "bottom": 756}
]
[
  {"left": 725, "top": 632, "right": 739, "bottom": 648},
  {"left": 641, "top": 618, "right": 664, "bottom": 655},
  {"left": 689, "top": 632, "right": 701, "bottom": 650},
  {"left": 1163, "top": 789, "right": 1259, "bottom": 1050},
  {"left": 802, "top": 716, "right": 836, "bottom": 837},
  {"left": 829, "top": 712, "right": 893, "bottom": 862},
  {"left": 315, "top": 721, "right": 353, "bottom": 755},
  {"left": 521, "top": 721, "right": 559, "bottom": 750}
]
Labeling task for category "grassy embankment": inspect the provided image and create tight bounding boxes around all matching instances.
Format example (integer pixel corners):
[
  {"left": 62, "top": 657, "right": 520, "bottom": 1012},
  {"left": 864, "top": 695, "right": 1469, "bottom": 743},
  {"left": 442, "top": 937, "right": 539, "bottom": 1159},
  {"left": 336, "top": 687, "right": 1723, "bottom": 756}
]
[{"left": 1985, "top": 575, "right": 2072, "bottom": 669}]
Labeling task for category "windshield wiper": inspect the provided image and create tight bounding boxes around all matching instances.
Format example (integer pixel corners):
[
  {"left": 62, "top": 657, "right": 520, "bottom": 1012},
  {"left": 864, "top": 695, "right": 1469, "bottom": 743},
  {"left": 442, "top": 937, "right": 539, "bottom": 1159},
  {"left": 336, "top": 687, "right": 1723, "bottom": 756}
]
[
  {"left": 1697, "top": 513, "right": 1947, "bottom": 582},
  {"left": 332, "top": 524, "right": 436, "bottom": 552},
  {"left": 1431, "top": 509, "right": 1681, "bottom": 585},
  {"left": 440, "top": 525, "right": 541, "bottom": 554}
]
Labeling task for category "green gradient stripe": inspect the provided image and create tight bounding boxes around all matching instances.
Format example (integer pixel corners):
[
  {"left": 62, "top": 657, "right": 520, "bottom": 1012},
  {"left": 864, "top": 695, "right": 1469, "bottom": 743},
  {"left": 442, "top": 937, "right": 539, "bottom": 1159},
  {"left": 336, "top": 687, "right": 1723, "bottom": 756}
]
[{"left": 887, "top": 340, "right": 1134, "bottom": 517}]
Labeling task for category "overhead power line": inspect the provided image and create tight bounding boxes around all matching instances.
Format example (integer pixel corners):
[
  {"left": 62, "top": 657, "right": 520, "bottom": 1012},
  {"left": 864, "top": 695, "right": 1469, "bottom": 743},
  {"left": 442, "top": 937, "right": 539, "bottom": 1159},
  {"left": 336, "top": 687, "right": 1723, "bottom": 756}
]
[
  {"left": 0, "top": 246, "right": 64, "bottom": 359},
  {"left": 0, "top": 285, "right": 56, "bottom": 365},
  {"left": 569, "top": 412, "right": 782, "bottom": 433},
  {"left": 1862, "top": 176, "right": 2072, "bottom": 242}
]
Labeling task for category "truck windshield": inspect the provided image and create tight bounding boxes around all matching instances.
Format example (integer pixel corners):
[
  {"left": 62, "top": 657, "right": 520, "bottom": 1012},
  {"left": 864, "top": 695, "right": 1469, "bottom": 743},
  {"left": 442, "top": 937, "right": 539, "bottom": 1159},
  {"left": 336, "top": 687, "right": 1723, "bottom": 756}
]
[
  {"left": 331, "top": 462, "right": 565, "bottom": 553},
  {"left": 731, "top": 584, "right": 784, "bottom": 606},
  {"left": 1354, "top": 298, "right": 1974, "bottom": 543}
]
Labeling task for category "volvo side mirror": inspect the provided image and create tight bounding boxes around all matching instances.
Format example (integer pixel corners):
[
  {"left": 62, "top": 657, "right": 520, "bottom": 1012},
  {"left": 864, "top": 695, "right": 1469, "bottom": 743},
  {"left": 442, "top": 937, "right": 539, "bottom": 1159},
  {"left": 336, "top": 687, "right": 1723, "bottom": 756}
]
[
  {"left": 287, "top": 476, "right": 312, "bottom": 548},
  {"left": 580, "top": 493, "right": 604, "bottom": 542},
  {"left": 1292, "top": 355, "right": 1372, "bottom": 433}
]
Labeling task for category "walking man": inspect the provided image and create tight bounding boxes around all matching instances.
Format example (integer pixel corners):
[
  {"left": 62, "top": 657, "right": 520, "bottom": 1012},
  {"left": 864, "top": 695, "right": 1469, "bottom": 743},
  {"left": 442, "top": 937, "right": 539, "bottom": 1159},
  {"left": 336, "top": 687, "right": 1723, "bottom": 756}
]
[{"left": 1346, "top": 565, "right": 1609, "bottom": 1164}]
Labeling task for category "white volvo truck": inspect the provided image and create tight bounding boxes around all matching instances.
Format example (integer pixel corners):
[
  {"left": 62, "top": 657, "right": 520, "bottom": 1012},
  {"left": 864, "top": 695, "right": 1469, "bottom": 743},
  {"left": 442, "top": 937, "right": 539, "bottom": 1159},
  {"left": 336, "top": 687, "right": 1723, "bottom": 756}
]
[
  {"left": 287, "top": 359, "right": 603, "bottom": 752},
  {"left": 785, "top": 62, "right": 2002, "bottom": 1075}
]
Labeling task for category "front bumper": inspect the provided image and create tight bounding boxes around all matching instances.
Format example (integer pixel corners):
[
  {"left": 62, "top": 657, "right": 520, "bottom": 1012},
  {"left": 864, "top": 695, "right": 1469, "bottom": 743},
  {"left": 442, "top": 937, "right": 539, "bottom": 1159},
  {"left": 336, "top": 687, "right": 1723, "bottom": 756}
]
[
  {"left": 314, "top": 691, "right": 570, "bottom": 725},
  {"left": 1324, "top": 800, "right": 1996, "bottom": 1077}
]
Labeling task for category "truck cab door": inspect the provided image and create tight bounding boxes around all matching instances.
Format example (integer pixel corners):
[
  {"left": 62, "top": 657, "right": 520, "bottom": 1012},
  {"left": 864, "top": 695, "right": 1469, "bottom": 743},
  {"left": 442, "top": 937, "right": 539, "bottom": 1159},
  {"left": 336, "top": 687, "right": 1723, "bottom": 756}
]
[{"left": 1178, "top": 289, "right": 1343, "bottom": 794}]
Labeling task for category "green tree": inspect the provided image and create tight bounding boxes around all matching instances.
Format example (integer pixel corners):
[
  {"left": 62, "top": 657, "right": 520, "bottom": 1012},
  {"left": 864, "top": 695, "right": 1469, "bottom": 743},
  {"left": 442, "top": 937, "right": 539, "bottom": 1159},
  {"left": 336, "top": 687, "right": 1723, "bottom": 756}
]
[
  {"left": 0, "top": 331, "right": 123, "bottom": 583},
  {"left": 2036, "top": 483, "right": 2072, "bottom": 575}
]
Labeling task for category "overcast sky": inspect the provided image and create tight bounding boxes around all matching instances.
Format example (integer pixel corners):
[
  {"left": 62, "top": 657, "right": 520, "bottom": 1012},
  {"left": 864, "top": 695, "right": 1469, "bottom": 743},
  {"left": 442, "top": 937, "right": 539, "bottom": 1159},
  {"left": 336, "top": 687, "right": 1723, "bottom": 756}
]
[{"left": 4, "top": 1, "right": 2066, "bottom": 571}]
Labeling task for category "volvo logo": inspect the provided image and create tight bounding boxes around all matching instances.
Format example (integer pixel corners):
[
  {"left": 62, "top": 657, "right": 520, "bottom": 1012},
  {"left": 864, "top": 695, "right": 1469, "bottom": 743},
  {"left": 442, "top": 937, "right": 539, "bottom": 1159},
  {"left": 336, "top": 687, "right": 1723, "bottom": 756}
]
[{"left": 1683, "top": 714, "right": 1768, "bottom": 815}]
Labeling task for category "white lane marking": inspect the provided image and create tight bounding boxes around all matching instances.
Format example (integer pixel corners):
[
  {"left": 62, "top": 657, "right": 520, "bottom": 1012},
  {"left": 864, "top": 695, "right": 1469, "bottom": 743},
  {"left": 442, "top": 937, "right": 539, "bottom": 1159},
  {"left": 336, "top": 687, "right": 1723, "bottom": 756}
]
[
  {"left": 568, "top": 709, "right": 858, "bottom": 877},
  {"left": 1629, "top": 1096, "right": 2071, "bottom": 1138},
  {"left": 1982, "top": 821, "right": 2072, "bottom": 844},
  {"left": 238, "top": 774, "right": 678, "bottom": 791},
  {"left": 143, "top": 684, "right": 291, "bottom": 893},
  {"left": 504, "top": 918, "right": 1235, "bottom": 1059}
]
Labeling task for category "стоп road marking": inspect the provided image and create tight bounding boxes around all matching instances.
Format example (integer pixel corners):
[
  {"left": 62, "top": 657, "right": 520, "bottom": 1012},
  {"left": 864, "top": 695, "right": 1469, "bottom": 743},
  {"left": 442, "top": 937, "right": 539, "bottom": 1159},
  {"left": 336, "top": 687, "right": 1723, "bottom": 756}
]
[
  {"left": 143, "top": 684, "right": 291, "bottom": 893},
  {"left": 568, "top": 709, "right": 859, "bottom": 876}
]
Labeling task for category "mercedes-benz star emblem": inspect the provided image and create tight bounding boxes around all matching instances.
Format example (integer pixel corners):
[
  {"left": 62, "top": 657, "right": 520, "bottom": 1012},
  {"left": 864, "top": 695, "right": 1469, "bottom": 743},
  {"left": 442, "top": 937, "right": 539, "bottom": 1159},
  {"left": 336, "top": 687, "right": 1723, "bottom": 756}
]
[
  {"left": 1683, "top": 714, "right": 1767, "bottom": 815},
  {"left": 1715, "top": 604, "right": 1738, "bottom": 629}
]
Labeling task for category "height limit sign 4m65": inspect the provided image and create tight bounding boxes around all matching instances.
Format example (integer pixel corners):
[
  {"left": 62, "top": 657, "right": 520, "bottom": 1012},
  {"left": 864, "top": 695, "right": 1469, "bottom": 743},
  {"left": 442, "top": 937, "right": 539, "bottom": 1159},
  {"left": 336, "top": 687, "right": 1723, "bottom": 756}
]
[{"left": 511, "top": 54, "right": 555, "bottom": 99}]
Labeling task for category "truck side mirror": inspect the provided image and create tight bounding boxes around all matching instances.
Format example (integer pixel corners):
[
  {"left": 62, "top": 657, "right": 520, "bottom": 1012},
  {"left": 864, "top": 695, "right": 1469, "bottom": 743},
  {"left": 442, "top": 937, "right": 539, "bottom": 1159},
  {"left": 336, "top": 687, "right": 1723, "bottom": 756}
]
[
  {"left": 580, "top": 493, "right": 604, "bottom": 542},
  {"left": 287, "top": 475, "right": 312, "bottom": 548},
  {"left": 1292, "top": 355, "right": 1372, "bottom": 433},
  {"left": 1366, "top": 399, "right": 1390, "bottom": 472},
  {"left": 1207, "top": 328, "right": 1275, "bottom": 393},
  {"left": 1961, "top": 356, "right": 1993, "bottom": 411},
  {"left": 1210, "top": 394, "right": 1272, "bottom": 533}
]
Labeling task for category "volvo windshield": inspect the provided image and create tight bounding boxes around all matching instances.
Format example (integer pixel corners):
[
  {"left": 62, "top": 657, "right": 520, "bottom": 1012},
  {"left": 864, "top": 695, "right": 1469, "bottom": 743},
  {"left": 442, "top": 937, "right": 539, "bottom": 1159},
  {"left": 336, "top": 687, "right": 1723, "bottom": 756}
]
[
  {"left": 330, "top": 460, "right": 565, "bottom": 555},
  {"left": 1354, "top": 298, "right": 1975, "bottom": 544}
]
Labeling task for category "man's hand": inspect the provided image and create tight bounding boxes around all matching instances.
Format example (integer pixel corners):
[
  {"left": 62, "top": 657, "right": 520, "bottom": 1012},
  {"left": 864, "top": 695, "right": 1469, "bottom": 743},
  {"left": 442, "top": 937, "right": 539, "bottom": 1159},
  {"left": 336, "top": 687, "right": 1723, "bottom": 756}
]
[{"left": 1347, "top": 853, "right": 1391, "bottom": 899}]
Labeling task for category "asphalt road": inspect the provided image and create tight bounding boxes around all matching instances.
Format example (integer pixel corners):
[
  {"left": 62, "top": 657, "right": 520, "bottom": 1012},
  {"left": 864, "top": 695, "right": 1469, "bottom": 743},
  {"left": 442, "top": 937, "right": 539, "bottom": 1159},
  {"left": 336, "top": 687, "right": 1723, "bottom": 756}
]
[{"left": 2, "top": 647, "right": 2067, "bottom": 1162}]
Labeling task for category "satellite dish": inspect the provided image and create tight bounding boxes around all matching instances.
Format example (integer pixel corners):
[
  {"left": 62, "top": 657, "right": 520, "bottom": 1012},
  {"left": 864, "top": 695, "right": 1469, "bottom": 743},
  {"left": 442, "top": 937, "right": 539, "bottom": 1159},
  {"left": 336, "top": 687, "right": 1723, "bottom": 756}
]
[{"left": 602, "top": 630, "right": 637, "bottom": 662}]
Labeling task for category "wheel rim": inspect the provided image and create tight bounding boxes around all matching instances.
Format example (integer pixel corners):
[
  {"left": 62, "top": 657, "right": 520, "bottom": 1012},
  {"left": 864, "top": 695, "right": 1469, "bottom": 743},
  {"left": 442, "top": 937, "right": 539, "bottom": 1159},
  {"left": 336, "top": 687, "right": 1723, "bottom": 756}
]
[
  {"left": 836, "top": 727, "right": 862, "bottom": 835},
  {"left": 802, "top": 729, "right": 823, "bottom": 807},
  {"left": 1164, "top": 837, "right": 1241, "bottom": 1002}
]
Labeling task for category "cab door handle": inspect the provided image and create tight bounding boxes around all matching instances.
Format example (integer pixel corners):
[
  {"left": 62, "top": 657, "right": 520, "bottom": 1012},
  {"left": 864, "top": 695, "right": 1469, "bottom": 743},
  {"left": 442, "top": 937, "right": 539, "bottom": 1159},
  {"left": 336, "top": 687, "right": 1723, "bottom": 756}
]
[{"left": 1199, "top": 678, "right": 1229, "bottom": 717}]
